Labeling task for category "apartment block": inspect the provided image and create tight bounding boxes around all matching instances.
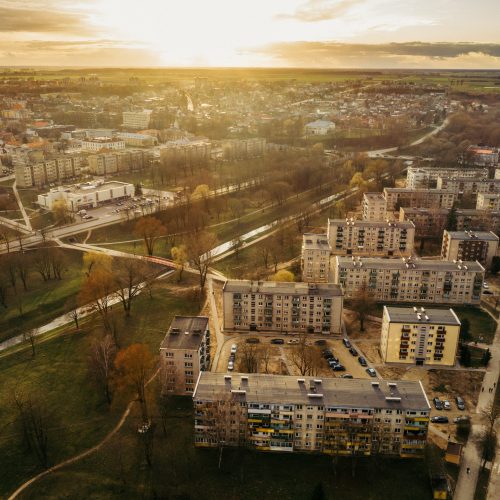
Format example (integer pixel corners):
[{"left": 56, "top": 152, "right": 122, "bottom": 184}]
[
  {"left": 441, "top": 230, "right": 499, "bottom": 268},
  {"left": 88, "top": 149, "right": 151, "bottom": 176},
  {"left": 437, "top": 177, "right": 500, "bottom": 197},
  {"left": 193, "top": 373, "right": 430, "bottom": 458},
  {"left": 122, "top": 110, "right": 152, "bottom": 129},
  {"left": 477, "top": 193, "right": 500, "bottom": 211},
  {"left": 381, "top": 307, "right": 460, "bottom": 367},
  {"left": 221, "top": 138, "right": 266, "bottom": 160},
  {"left": 383, "top": 188, "right": 456, "bottom": 211},
  {"left": 81, "top": 137, "right": 125, "bottom": 151},
  {"left": 334, "top": 256, "right": 484, "bottom": 305},
  {"left": 15, "top": 155, "right": 82, "bottom": 188},
  {"left": 464, "top": 145, "right": 499, "bottom": 166},
  {"left": 327, "top": 218, "right": 415, "bottom": 257},
  {"left": 301, "top": 234, "right": 331, "bottom": 283},
  {"left": 406, "top": 166, "right": 488, "bottom": 189},
  {"left": 160, "top": 316, "right": 210, "bottom": 396},
  {"left": 222, "top": 280, "right": 343, "bottom": 334},
  {"left": 159, "top": 139, "right": 211, "bottom": 166},
  {"left": 362, "top": 192, "right": 387, "bottom": 221}
]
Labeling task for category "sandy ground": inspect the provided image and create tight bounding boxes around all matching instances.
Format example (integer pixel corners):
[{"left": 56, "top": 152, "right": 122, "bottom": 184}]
[{"left": 344, "top": 311, "right": 381, "bottom": 340}]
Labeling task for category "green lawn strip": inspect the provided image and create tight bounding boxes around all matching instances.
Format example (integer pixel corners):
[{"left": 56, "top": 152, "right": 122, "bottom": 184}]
[
  {"left": 0, "top": 281, "right": 200, "bottom": 497},
  {"left": 25, "top": 393, "right": 432, "bottom": 499}
]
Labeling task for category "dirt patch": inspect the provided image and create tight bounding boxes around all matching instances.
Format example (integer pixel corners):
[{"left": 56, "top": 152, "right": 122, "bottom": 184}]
[
  {"left": 356, "top": 341, "right": 383, "bottom": 365},
  {"left": 344, "top": 311, "right": 381, "bottom": 340}
]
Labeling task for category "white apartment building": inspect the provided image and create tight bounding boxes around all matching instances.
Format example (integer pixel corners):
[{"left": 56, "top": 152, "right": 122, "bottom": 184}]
[
  {"left": 406, "top": 166, "right": 488, "bottom": 189},
  {"left": 327, "top": 219, "right": 415, "bottom": 257},
  {"left": 88, "top": 149, "right": 151, "bottom": 176},
  {"left": 301, "top": 234, "right": 331, "bottom": 283},
  {"left": 436, "top": 177, "right": 500, "bottom": 197},
  {"left": 304, "top": 120, "right": 336, "bottom": 135},
  {"left": 122, "top": 110, "right": 152, "bottom": 130},
  {"left": 383, "top": 188, "right": 456, "bottom": 211},
  {"left": 81, "top": 137, "right": 125, "bottom": 152},
  {"left": 441, "top": 230, "right": 499, "bottom": 269},
  {"left": 15, "top": 155, "right": 83, "bottom": 188},
  {"left": 362, "top": 192, "right": 387, "bottom": 221},
  {"left": 160, "top": 316, "right": 210, "bottom": 396},
  {"left": 222, "top": 280, "right": 343, "bottom": 334},
  {"left": 334, "top": 256, "right": 484, "bottom": 305},
  {"left": 37, "top": 180, "right": 133, "bottom": 211},
  {"left": 476, "top": 193, "right": 500, "bottom": 211},
  {"left": 381, "top": 307, "right": 461, "bottom": 367}
]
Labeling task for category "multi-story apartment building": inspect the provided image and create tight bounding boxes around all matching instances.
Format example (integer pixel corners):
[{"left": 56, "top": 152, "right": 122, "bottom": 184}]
[
  {"left": 463, "top": 145, "right": 499, "bottom": 166},
  {"left": 88, "top": 149, "right": 152, "bottom": 176},
  {"left": 477, "top": 193, "right": 500, "bottom": 211},
  {"left": 221, "top": 138, "right": 266, "bottom": 160},
  {"left": 383, "top": 188, "right": 456, "bottom": 211},
  {"left": 37, "top": 180, "right": 133, "bottom": 211},
  {"left": 159, "top": 139, "right": 211, "bottom": 166},
  {"left": 160, "top": 316, "right": 210, "bottom": 396},
  {"left": 334, "top": 256, "right": 484, "bottom": 305},
  {"left": 326, "top": 219, "right": 415, "bottom": 257},
  {"left": 436, "top": 177, "right": 500, "bottom": 197},
  {"left": 301, "top": 234, "right": 331, "bottom": 283},
  {"left": 441, "top": 230, "right": 499, "bottom": 269},
  {"left": 81, "top": 137, "right": 125, "bottom": 152},
  {"left": 222, "top": 280, "right": 343, "bottom": 334},
  {"left": 122, "top": 110, "right": 152, "bottom": 130},
  {"left": 399, "top": 207, "right": 500, "bottom": 237},
  {"left": 15, "top": 155, "right": 83, "bottom": 188},
  {"left": 381, "top": 306, "right": 461, "bottom": 367},
  {"left": 406, "top": 166, "right": 488, "bottom": 189},
  {"left": 362, "top": 192, "right": 387, "bottom": 221},
  {"left": 193, "top": 373, "right": 430, "bottom": 458},
  {"left": 117, "top": 132, "right": 156, "bottom": 147}
]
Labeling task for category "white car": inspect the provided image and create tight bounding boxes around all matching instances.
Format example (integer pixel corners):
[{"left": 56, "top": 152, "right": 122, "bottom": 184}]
[
  {"left": 443, "top": 400, "right": 451, "bottom": 411},
  {"left": 230, "top": 344, "right": 237, "bottom": 354},
  {"left": 483, "top": 282, "right": 489, "bottom": 289}
]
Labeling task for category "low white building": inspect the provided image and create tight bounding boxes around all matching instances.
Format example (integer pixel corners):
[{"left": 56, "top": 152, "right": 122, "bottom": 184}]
[
  {"left": 304, "top": 120, "right": 335, "bottom": 136},
  {"left": 81, "top": 137, "right": 125, "bottom": 151},
  {"left": 37, "top": 180, "right": 134, "bottom": 212}
]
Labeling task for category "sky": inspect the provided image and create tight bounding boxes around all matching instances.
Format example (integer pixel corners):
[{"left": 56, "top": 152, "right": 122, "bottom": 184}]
[{"left": 0, "top": 0, "right": 499, "bottom": 68}]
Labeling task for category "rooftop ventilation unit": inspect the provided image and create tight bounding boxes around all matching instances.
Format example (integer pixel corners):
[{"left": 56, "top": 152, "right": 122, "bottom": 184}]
[
  {"left": 425, "top": 315, "right": 430, "bottom": 321},
  {"left": 413, "top": 306, "right": 418, "bottom": 312},
  {"left": 308, "top": 393, "right": 324, "bottom": 398},
  {"left": 297, "top": 378, "right": 305, "bottom": 384},
  {"left": 388, "top": 382, "right": 397, "bottom": 388},
  {"left": 224, "top": 375, "right": 232, "bottom": 381},
  {"left": 313, "top": 379, "right": 322, "bottom": 384},
  {"left": 385, "top": 396, "right": 402, "bottom": 402},
  {"left": 371, "top": 381, "right": 380, "bottom": 387},
  {"left": 241, "top": 376, "right": 248, "bottom": 381},
  {"left": 231, "top": 389, "right": 246, "bottom": 394}
]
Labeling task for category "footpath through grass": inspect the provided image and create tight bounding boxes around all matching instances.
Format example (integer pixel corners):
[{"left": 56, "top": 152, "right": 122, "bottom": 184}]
[{"left": 0, "top": 277, "right": 201, "bottom": 497}]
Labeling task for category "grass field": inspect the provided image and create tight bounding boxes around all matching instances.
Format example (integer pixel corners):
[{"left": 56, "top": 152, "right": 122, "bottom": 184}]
[
  {"left": 21, "top": 394, "right": 433, "bottom": 500},
  {"left": 0, "top": 277, "right": 200, "bottom": 497}
]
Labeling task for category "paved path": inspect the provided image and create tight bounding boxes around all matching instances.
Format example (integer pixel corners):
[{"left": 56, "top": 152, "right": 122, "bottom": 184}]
[
  {"left": 208, "top": 276, "right": 224, "bottom": 371},
  {"left": 12, "top": 180, "right": 32, "bottom": 231},
  {"left": 455, "top": 316, "right": 500, "bottom": 500}
]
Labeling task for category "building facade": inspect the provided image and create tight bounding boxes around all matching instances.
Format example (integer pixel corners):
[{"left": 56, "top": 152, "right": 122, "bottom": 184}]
[
  {"left": 383, "top": 188, "right": 456, "bottom": 211},
  {"left": 327, "top": 219, "right": 415, "bottom": 257},
  {"left": 193, "top": 373, "right": 430, "bottom": 458},
  {"left": 81, "top": 137, "right": 125, "bottom": 151},
  {"left": 381, "top": 306, "right": 460, "bottom": 367},
  {"left": 362, "top": 192, "right": 387, "bottom": 221},
  {"left": 122, "top": 110, "right": 152, "bottom": 129},
  {"left": 301, "top": 234, "right": 331, "bottom": 283},
  {"left": 304, "top": 120, "right": 335, "bottom": 135},
  {"left": 15, "top": 155, "right": 83, "bottom": 188},
  {"left": 476, "top": 193, "right": 500, "bottom": 211},
  {"left": 222, "top": 280, "right": 343, "bottom": 334},
  {"left": 88, "top": 149, "right": 152, "bottom": 176},
  {"left": 334, "top": 256, "right": 484, "bottom": 305},
  {"left": 160, "top": 316, "right": 210, "bottom": 396},
  {"left": 436, "top": 177, "right": 500, "bottom": 197},
  {"left": 406, "top": 166, "right": 488, "bottom": 189},
  {"left": 441, "top": 230, "right": 499, "bottom": 269}
]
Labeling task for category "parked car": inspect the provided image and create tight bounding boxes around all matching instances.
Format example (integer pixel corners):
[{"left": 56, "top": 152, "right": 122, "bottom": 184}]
[
  {"left": 230, "top": 344, "right": 237, "bottom": 354},
  {"left": 433, "top": 397, "right": 443, "bottom": 410},
  {"left": 455, "top": 396, "right": 466, "bottom": 411},
  {"left": 483, "top": 282, "right": 489, "bottom": 289},
  {"left": 328, "top": 359, "right": 339, "bottom": 367},
  {"left": 349, "top": 347, "right": 358, "bottom": 356},
  {"left": 333, "top": 364, "right": 346, "bottom": 371},
  {"left": 358, "top": 356, "right": 367, "bottom": 367},
  {"left": 342, "top": 338, "right": 351, "bottom": 348},
  {"left": 246, "top": 338, "right": 260, "bottom": 344},
  {"left": 271, "top": 338, "right": 284, "bottom": 345},
  {"left": 287, "top": 339, "right": 299, "bottom": 344},
  {"left": 315, "top": 339, "right": 327, "bottom": 346},
  {"left": 431, "top": 416, "right": 449, "bottom": 424},
  {"left": 454, "top": 416, "right": 469, "bottom": 424},
  {"left": 443, "top": 400, "right": 451, "bottom": 411},
  {"left": 342, "top": 374, "right": 353, "bottom": 379},
  {"left": 366, "top": 368, "right": 377, "bottom": 377}
]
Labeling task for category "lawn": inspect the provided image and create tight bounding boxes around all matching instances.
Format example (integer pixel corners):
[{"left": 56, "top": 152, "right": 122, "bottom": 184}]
[
  {"left": 0, "top": 277, "right": 201, "bottom": 497},
  {"left": 0, "top": 249, "right": 85, "bottom": 343},
  {"left": 23, "top": 395, "right": 433, "bottom": 500}
]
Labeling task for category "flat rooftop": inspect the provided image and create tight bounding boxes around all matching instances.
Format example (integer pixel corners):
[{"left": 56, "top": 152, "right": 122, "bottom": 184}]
[
  {"left": 445, "top": 231, "right": 499, "bottom": 242},
  {"left": 384, "top": 188, "right": 452, "bottom": 194},
  {"left": 328, "top": 218, "right": 414, "bottom": 229},
  {"left": 224, "top": 280, "right": 343, "bottom": 297},
  {"left": 363, "top": 192, "right": 385, "bottom": 200},
  {"left": 160, "top": 316, "right": 209, "bottom": 350},
  {"left": 336, "top": 256, "right": 485, "bottom": 272},
  {"left": 194, "top": 372, "right": 430, "bottom": 411},
  {"left": 302, "top": 233, "right": 330, "bottom": 250},
  {"left": 384, "top": 306, "right": 461, "bottom": 325}
]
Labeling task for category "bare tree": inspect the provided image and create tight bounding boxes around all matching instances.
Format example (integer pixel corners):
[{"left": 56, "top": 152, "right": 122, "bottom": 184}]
[
  {"left": 186, "top": 231, "right": 218, "bottom": 290},
  {"left": 65, "top": 297, "right": 80, "bottom": 330},
  {"left": 23, "top": 328, "right": 38, "bottom": 357},
  {"left": 350, "top": 281, "right": 376, "bottom": 332},
  {"left": 89, "top": 335, "right": 116, "bottom": 404},
  {"left": 239, "top": 343, "right": 260, "bottom": 373},
  {"left": 289, "top": 333, "right": 322, "bottom": 376},
  {"left": 260, "top": 346, "right": 272, "bottom": 374}
]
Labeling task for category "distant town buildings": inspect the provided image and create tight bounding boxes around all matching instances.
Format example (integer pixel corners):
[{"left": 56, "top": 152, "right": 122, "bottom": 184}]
[
  {"left": 193, "top": 372, "right": 430, "bottom": 458},
  {"left": 304, "top": 120, "right": 336, "bottom": 136},
  {"left": 159, "top": 316, "right": 210, "bottom": 396},
  {"left": 334, "top": 256, "right": 484, "bottom": 305},
  {"left": 222, "top": 280, "right": 343, "bottom": 334},
  {"left": 381, "top": 306, "right": 460, "bottom": 367},
  {"left": 122, "top": 110, "right": 152, "bottom": 130},
  {"left": 441, "top": 230, "right": 499, "bottom": 269}
]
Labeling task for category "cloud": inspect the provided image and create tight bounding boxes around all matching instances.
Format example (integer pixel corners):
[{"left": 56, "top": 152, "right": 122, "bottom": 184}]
[
  {"left": 0, "top": 5, "right": 89, "bottom": 33},
  {"left": 276, "top": 0, "right": 367, "bottom": 22},
  {"left": 253, "top": 41, "right": 500, "bottom": 67}
]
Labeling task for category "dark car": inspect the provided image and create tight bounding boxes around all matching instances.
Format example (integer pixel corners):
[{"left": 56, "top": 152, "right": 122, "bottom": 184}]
[
  {"left": 433, "top": 397, "right": 443, "bottom": 411},
  {"left": 315, "top": 339, "right": 327, "bottom": 346},
  {"left": 455, "top": 396, "right": 465, "bottom": 411},
  {"left": 342, "top": 338, "right": 351, "bottom": 348},
  {"left": 358, "top": 356, "right": 367, "bottom": 367},
  {"left": 246, "top": 338, "right": 260, "bottom": 344},
  {"left": 349, "top": 347, "right": 358, "bottom": 356},
  {"left": 366, "top": 368, "right": 377, "bottom": 377},
  {"left": 271, "top": 338, "right": 284, "bottom": 345},
  {"left": 431, "top": 416, "right": 449, "bottom": 424},
  {"left": 333, "top": 364, "right": 346, "bottom": 372}
]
